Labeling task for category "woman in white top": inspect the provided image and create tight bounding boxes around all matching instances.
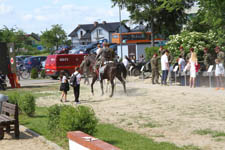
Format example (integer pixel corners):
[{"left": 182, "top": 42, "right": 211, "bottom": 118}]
[
  {"left": 188, "top": 52, "right": 198, "bottom": 88},
  {"left": 215, "top": 59, "right": 224, "bottom": 90},
  {"left": 59, "top": 71, "right": 69, "bottom": 102}
]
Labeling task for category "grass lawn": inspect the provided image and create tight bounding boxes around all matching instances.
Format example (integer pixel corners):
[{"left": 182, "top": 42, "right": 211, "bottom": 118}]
[{"left": 19, "top": 107, "right": 200, "bottom": 150}]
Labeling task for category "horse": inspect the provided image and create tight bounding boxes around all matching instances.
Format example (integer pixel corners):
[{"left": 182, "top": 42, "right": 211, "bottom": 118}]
[{"left": 82, "top": 54, "right": 127, "bottom": 97}]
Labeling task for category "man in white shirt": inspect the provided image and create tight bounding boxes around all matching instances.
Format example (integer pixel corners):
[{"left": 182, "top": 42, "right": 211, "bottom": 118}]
[
  {"left": 71, "top": 67, "right": 81, "bottom": 104},
  {"left": 161, "top": 50, "right": 169, "bottom": 85}
]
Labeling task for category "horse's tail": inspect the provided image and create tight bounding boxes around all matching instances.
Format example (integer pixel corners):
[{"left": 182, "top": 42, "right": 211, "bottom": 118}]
[{"left": 118, "top": 63, "right": 127, "bottom": 79}]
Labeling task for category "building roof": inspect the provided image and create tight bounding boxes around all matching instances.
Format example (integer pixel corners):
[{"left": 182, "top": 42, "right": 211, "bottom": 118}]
[
  {"left": 25, "top": 33, "right": 40, "bottom": 41},
  {"left": 68, "top": 21, "right": 129, "bottom": 38}
]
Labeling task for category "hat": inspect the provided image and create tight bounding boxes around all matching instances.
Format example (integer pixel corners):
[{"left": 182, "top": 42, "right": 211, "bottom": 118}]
[
  {"left": 204, "top": 47, "right": 208, "bottom": 51},
  {"left": 179, "top": 46, "right": 183, "bottom": 49},
  {"left": 214, "top": 46, "right": 220, "bottom": 50},
  {"left": 190, "top": 48, "right": 194, "bottom": 52}
]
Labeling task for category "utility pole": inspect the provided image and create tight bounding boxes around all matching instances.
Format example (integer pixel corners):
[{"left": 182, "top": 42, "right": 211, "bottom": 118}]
[
  {"left": 151, "top": 18, "right": 154, "bottom": 47},
  {"left": 119, "top": 5, "right": 123, "bottom": 58}
]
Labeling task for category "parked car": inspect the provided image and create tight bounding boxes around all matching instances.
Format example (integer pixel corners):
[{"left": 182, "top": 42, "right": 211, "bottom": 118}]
[
  {"left": 69, "top": 45, "right": 87, "bottom": 54},
  {"left": 89, "top": 47, "right": 98, "bottom": 54},
  {"left": 16, "top": 55, "right": 31, "bottom": 61},
  {"left": 84, "top": 42, "right": 99, "bottom": 53},
  {"left": 45, "top": 54, "right": 86, "bottom": 79},
  {"left": 24, "top": 56, "right": 47, "bottom": 71},
  {"left": 16, "top": 56, "right": 24, "bottom": 68}
]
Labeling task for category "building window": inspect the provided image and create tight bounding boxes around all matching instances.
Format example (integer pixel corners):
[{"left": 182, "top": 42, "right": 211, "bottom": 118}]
[
  {"left": 80, "top": 31, "right": 83, "bottom": 37},
  {"left": 97, "top": 29, "right": 103, "bottom": 36}
]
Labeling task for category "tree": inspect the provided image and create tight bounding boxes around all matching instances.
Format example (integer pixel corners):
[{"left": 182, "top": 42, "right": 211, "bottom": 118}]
[
  {"left": 40, "top": 24, "right": 67, "bottom": 50},
  {"left": 197, "top": 0, "right": 225, "bottom": 31},
  {"left": 186, "top": 0, "right": 225, "bottom": 46},
  {"left": 0, "top": 26, "right": 28, "bottom": 53},
  {"left": 111, "top": 0, "right": 195, "bottom": 46}
]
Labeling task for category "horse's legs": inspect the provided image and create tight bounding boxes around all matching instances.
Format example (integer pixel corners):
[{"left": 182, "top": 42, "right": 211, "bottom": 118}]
[
  {"left": 91, "top": 75, "right": 97, "bottom": 95},
  {"left": 105, "top": 80, "right": 110, "bottom": 93},
  {"left": 100, "top": 79, "right": 104, "bottom": 96},
  {"left": 116, "top": 75, "right": 127, "bottom": 94},
  {"left": 109, "top": 78, "right": 115, "bottom": 97}
]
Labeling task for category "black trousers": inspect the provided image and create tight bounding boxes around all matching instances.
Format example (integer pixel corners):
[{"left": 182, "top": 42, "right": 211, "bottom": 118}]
[{"left": 73, "top": 84, "right": 80, "bottom": 102}]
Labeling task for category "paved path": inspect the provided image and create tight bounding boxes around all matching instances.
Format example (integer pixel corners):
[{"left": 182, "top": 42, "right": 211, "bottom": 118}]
[
  {"left": 0, "top": 126, "right": 63, "bottom": 150},
  {"left": 7, "top": 78, "right": 58, "bottom": 87}
]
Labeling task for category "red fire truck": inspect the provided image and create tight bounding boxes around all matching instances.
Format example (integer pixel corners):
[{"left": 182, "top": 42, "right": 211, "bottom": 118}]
[{"left": 45, "top": 54, "right": 86, "bottom": 79}]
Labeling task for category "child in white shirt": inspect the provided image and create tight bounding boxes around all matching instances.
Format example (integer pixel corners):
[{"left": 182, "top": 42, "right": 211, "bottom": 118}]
[{"left": 215, "top": 59, "right": 224, "bottom": 90}]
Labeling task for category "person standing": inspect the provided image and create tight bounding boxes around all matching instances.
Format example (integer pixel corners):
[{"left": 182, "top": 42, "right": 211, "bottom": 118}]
[
  {"left": 188, "top": 51, "right": 198, "bottom": 88},
  {"left": 59, "top": 71, "right": 69, "bottom": 102},
  {"left": 215, "top": 46, "right": 224, "bottom": 66},
  {"left": 161, "top": 50, "right": 169, "bottom": 85},
  {"left": 139, "top": 55, "right": 145, "bottom": 63},
  {"left": 71, "top": 67, "right": 81, "bottom": 104},
  {"left": 186, "top": 48, "right": 194, "bottom": 63},
  {"left": 151, "top": 53, "right": 159, "bottom": 84},
  {"left": 179, "top": 46, "right": 185, "bottom": 59},
  {"left": 122, "top": 56, "right": 129, "bottom": 70},
  {"left": 215, "top": 59, "right": 224, "bottom": 90},
  {"left": 178, "top": 55, "right": 186, "bottom": 86},
  {"left": 203, "top": 48, "right": 212, "bottom": 71}
]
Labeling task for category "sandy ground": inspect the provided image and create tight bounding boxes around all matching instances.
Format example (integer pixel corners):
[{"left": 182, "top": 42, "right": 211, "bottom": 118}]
[
  {"left": 2, "top": 77, "right": 225, "bottom": 150},
  {"left": 0, "top": 125, "right": 61, "bottom": 150},
  {"left": 35, "top": 76, "right": 225, "bottom": 150}
]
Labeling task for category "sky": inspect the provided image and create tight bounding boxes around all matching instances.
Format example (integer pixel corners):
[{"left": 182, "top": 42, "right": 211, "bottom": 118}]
[{"left": 0, "top": 0, "right": 130, "bottom": 35}]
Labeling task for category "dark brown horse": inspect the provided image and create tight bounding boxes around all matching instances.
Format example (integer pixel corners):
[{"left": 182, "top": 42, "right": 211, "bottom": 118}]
[{"left": 82, "top": 54, "right": 127, "bottom": 97}]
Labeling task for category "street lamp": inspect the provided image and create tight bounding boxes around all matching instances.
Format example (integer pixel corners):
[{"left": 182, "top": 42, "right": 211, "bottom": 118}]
[{"left": 119, "top": 5, "right": 123, "bottom": 59}]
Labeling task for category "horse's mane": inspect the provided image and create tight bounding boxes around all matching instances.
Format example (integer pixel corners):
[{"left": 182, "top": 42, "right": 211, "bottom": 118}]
[{"left": 84, "top": 54, "right": 96, "bottom": 67}]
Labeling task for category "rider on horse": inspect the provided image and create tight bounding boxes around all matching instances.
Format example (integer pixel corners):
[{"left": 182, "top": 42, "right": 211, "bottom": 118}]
[{"left": 95, "top": 42, "right": 116, "bottom": 75}]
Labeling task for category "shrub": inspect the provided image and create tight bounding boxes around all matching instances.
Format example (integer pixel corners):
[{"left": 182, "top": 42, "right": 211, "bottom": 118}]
[
  {"left": 48, "top": 105, "right": 98, "bottom": 136},
  {"left": 7, "top": 91, "right": 20, "bottom": 104},
  {"left": 31, "top": 68, "right": 39, "bottom": 79},
  {"left": 40, "top": 70, "right": 46, "bottom": 78},
  {"left": 145, "top": 47, "right": 160, "bottom": 60},
  {"left": 19, "top": 93, "right": 36, "bottom": 116},
  {"left": 47, "top": 104, "right": 64, "bottom": 133},
  {"left": 166, "top": 30, "right": 225, "bottom": 61},
  {"left": 59, "top": 105, "right": 98, "bottom": 136},
  {"left": 145, "top": 46, "right": 168, "bottom": 60}
]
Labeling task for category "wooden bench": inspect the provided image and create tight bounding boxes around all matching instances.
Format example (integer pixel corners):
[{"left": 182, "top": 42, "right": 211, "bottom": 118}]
[{"left": 0, "top": 102, "right": 19, "bottom": 139}]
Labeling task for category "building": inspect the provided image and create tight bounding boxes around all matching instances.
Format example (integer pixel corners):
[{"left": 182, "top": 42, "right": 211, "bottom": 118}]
[
  {"left": 68, "top": 21, "right": 129, "bottom": 47},
  {"left": 112, "top": 29, "right": 166, "bottom": 61}
]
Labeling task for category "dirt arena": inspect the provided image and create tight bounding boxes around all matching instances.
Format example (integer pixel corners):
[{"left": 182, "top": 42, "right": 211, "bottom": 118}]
[{"left": 33, "top": 76, "right": 225, "bottom": 150}]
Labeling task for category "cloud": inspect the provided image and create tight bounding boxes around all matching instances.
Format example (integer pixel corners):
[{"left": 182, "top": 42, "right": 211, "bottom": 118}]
[
  {"left": 35, "top": 15, "right": 48, "bottom": 21},
  {"left": 52, "top": 0, "right": 60, "bottom": 4},
  {"left": 0, "top": 0, "right": 7, "bottom": 3},
  {"left": 22, "top": 14, "right": 33, "bottom": 21},
  {"left": 0, "top": 4, "right": 13, "bottom": 15}
]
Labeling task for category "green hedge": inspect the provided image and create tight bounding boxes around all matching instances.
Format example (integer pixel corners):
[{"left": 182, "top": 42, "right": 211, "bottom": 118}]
[
  {"left": 145, "top": 46, "right": 168, "bottom": 60},
  {"left": 40, "top": 70, "right": 46, "bottom": 78},
  {"left": 48, "top": 105, "right": 98, "bottom": 136},
  {"left": 31, "top": 68, "right": 39, "bottom": 79},
  {"left": 19, "top": 94, "right": 36, "bottom": 116},
  {"left": 7, "top": 92, "right": 36, "bottom": 116}
]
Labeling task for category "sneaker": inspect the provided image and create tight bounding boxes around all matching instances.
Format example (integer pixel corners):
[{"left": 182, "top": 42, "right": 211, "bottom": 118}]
[
  {"left": 220, "top": 88, "right": 224, "bottom": 90},
  {"left": 75, "top": 101, "right": 81, "bottom": 104},
  {"left": 216, "top": 87, "right": 220, "bottom": 90}
]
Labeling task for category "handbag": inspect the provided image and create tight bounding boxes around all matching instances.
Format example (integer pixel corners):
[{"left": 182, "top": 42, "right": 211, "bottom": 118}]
[{"left": 195, "top": 63, "right": 200, "bottom": 72}]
